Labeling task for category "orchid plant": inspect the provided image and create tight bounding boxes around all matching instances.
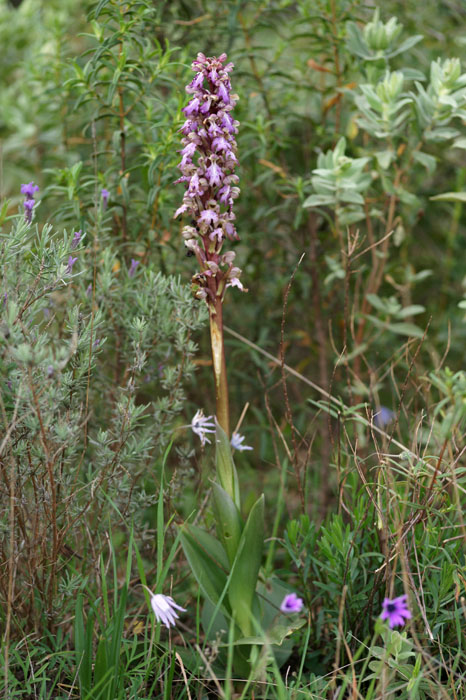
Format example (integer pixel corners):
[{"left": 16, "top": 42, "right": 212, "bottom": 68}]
[
  {"left": 175, "top": 53, "right": 305, "bottom": 677},
  {"left": 175, "top": 52, "right": 243, "bottom": 436}
]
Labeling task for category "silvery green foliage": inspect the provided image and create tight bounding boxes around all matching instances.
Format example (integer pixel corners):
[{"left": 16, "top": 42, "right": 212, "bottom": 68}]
[
  {"left": 303, "top": 8, "right": 466, "bottom": 353},
  {"left": 355, "top": 71, "right": 412, "bottom": 139},
  {"left": 0, "top": 209, "right": 206, "bottom": 623},
  {"left": 414, "top": 58, "right": 466, "bottom": 141},
  {"left": 303, "top": 137, "right": 371, "bottom": 225},
  {"left": 346, "top": 9, "right": 422, "bottom": 63}
]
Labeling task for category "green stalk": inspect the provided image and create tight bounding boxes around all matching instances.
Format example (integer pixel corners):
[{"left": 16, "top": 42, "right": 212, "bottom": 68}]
[{"left": 209, "top": 295, "right": 230, "bottom": 436}]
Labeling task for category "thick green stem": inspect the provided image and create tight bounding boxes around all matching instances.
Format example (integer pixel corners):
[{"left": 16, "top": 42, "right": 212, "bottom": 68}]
[{"left": 209, "top": 297, "right": 230, "bottom": 436}]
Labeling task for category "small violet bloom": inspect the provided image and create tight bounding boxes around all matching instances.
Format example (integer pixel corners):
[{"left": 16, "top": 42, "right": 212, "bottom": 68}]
[
  {"left": 374, "top": 406, "right": 395, "bottom": 429},
  {"left": 65, "top": 256, "right": 78, "bottom": 275},
  {"left": 280, "top": 593, "right": 304, "bottom": 614},
  {"left": 191, "top": 409, "right": 216, "bottom": 446},
  {"left": 21, "top": 182, "right": 39, "bottom": 199},
  {"left": 21, "top": 182, "right": 39, "bottom": 224},
  {"left": 380, "top": 595, "right": 412, "bottom": 629},
  {"left": 143, "top": 586, "right": 186, "bottom": 629},
  {"left": 231, "top": 431, "right": 253, "bottom": 451},
  {"left": 23, "top": 199, "right": 36, "bottom": 223},
  {"left": 71, "top": 230, "right": 82, "bottom": 250},
  {"left": 128, "top": 258, "right": 140, "bottom": 278},
  {"left": 101, "top": 188, "right": 110, "bottom": 208}
]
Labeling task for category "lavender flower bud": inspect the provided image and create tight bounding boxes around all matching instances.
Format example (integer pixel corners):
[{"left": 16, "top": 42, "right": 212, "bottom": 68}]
[
  {"left": 128, "top": 258, "right": 140, "bottom": 278},
  {"left": 175, "top": 53, "right": 243, "bottom": 304},
  {"left": 65, "top": 255, "right": 78, "bottom": 275},
  {"left": 21, "top": 182, "right": 39, "bottom": 199},
  {"left": 71, "top": 230, "right": 82, "bottom": 250},
  {"left": 21, "top": 182, "right": 39, "bottom": 223}
]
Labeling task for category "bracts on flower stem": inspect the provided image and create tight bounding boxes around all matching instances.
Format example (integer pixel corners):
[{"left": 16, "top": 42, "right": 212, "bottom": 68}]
[{"left": 209, "top": 295, "right": 230, "bottom": 435}]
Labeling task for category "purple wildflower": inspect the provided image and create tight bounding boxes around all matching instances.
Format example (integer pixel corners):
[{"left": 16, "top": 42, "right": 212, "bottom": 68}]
[
  {"left": 175, "top": 52, "right": 243, "bottom": 303},
  {"left": 199, "top": 209, "right": 219, "bottom": 226},
  {"left": 65, "top": 255, "right": 78, "bottom": 275},
  {"left": 231, "top": 432, "right": 253, "bottom": 452},
  {"left": 101, "top": 188, "right": 110, "bottom": 208},
  {"left": 23, "top": 198, "right": 35, "bottom": 223},
  {"left": 86, "top": 284, "right": 93, "bottom": 297},
  {"left": 380, "top": 595, "right": 412, "bottom": 628},
  {"left": 143, "top": 587, "right": 186, "bottom": 629},
  {"left": 205, "top": 160, "right": 223, "bottom": 187},
  {"left": 21, "top": 182, "right": 39, "bottom": 199},
  {"left": 280, "top": 593, "right": 304, "bottom": 614},
  {"left": 71, "top": 230, "right": 82, "bottom": 250},
  {"left": 128, "top": 258, "right": 140, "bottom": 278},
  {"left": 191, "top": 409, "right": 216, "bottom": 446},
  {"left": 21, "top": 182, "right": 39, "bottom": 224},
  {"left": 374, "top": 406, "right": 395, "bottom": 428}
]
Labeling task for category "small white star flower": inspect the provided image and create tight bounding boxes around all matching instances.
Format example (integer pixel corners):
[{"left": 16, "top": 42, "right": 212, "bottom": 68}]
[
  {"left": 230, "top": 431, "right": 253, "bottom": 451},
  {"left": 143, "top": 586, "right": 186, "bottom": 629},
  {"left": 191, "top": 409, "right": 216, "bottom": 446}
]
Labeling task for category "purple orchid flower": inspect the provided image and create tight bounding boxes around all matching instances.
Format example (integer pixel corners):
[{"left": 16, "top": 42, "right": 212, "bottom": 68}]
[{"left": 175, "top": 52, "right": 244, "bottom": 302}]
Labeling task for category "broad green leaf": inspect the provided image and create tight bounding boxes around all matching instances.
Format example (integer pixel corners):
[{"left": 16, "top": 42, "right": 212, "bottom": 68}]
[
  {"left": 375, "top": 150, "right": 394, "bottom": 170},
  {"left": 302, "top": 194, "right": 335, "bottom": 207},
  {"left": 365, "top": 293, "right": 398, "bottom": 314},
  {"left": 425, "top": 127, "right": 460, "bottom": 142},
  {"left": 388, "top": 34, "right": 423, "bottom": 57},
  {"left": 396, "top": 304, "right": 425, "bottom": 318},
  {"left": 74, "top": 595, "right": 93, "bottom": 694},
  {"left": 226, "top": 618, "right": 306, "bottom": 647},
  {"left": 180, "top": 524, "right": 229, "bottom": 606},
  {"left": 212, "top": 482, "right": 243, "bottom": 566},
  {"left": 366, "top": 315, "right": 425, "bottom": 338},
  {"left": 228, "top": 495, "right": 265, "bottom": 636},
  {"left": 93, "top": 636, "right": 110, "bottom": 688},
  {"left": 215, "top": 421, "right": 240, "bottom": 507},
  {"left": 413, "top": 151, "right": 436, "bottom": 175},
  {"left": 339, "top": 189, "right": 365, "bottom": 205},
  {"left": 338, "top": 210, "right": 365, "bottom": 225},
  {"left": 430, "top": 191, "right": 466, "bottom": 202}
]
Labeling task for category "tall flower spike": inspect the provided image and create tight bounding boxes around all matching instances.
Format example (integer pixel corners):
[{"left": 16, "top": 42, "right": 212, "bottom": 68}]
[
  {"left": 175, "top": 53, "right": 243, "bottom": 304},
  {"left": 175, "top": 53, "right": 243, "bottom": 435}
]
